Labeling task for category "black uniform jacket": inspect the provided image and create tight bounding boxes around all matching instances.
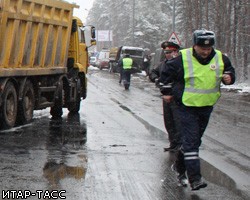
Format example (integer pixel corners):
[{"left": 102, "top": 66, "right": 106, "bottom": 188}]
[
  {"left": 149, "top": 59, "right": 167, "bottom": 82},
  {"left": 159, "top": 48, "right": 236, "bottom": 105},
  {"left": 149, "top": 59, "right": 175, "bottom": 95}
]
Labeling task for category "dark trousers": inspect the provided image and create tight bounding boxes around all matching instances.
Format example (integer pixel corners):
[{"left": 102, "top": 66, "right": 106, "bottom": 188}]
[
  {"left": 163, "top": 99, "right": 181, "bottom": 147},
  {"left": 120, "top": 69, "right": 131, "bottom": 83},
  {"left": 174, "top": 105, "right": 213, "bottom": 183}
]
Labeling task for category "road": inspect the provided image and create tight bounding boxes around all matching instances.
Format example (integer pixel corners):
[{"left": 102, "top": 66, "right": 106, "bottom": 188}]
[{"left": 0, "top": 68, "right": 249, "bottom": 200}]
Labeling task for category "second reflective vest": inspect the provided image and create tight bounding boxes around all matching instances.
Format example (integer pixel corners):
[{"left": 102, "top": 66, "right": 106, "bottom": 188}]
[
  {"left": 122, "top": 58, "right": 133, "bottom": 69},
  {"left": 180, "top": 48, "right": 224, "bottom": 107}
]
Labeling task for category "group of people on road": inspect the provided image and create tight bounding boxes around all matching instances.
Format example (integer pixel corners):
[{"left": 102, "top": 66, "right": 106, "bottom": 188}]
[
  {"left": 149, "top": 29, "right": 236, "bottom": 190},
  {"left": 116, "top": 29, "right": 236, "bottom": 190}
]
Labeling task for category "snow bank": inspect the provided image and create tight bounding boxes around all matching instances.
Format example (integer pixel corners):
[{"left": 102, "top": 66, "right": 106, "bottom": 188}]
[{"left": 222, "top": 83, "right": 250, "bottom": 93}]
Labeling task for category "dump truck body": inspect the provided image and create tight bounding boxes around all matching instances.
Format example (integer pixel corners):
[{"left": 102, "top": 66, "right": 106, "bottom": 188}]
[
  {"left": 0, "top": 0, "right": 96, "bottom": 129},
  {"left": 0, "top": 0, "right": 75, "bottom": 75}
]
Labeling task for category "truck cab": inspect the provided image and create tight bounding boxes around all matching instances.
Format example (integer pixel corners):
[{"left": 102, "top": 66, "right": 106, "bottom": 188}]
[{"left": 67, "top": 17, "right": 96, "bottom": 100}]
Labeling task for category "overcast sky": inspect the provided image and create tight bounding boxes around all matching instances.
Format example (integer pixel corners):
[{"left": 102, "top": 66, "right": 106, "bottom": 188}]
[{"left": 65, "top": 0, "right": 94, "bottom": 21}]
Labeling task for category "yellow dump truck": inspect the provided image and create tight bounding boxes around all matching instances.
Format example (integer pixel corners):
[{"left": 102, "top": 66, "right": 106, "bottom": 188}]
[{"left": 0, "top": 0, "right": 96, "bottom": 129}]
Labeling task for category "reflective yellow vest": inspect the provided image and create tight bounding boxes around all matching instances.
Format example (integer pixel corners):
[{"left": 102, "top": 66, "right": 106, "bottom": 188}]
[
  {"left": 181, "top": 48, "right": 224, "bottom": 107},
  {"left": 122, "top": 58, "right": 133, "bottom": 69}
]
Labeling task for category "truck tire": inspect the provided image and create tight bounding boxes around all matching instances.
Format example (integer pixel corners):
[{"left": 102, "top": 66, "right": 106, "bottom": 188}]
[
  {"left": 68, "top": 93, "right": 80, "bottom": 113},
  {"left": 17, "top": 80, "right": 35, "bottom": 124},
  {"left": 0, "top": 82, "right": 17, "bottom": 129},
  {"left": 50, "top": 80, "right": 63, "bottom": 118},
  {"left": 68, "top": 79, "right": 81, "bottom": 113}
]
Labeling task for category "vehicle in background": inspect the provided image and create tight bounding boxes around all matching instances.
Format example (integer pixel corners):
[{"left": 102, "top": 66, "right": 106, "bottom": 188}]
[
  {"left": 108, "top": 47, "right": 119, "bottom": 73},
  {"left": 89, "top": 56, "right": 97, "bottom": 66},
  {"left": 96, "top": 48, "right": 110, "bottom": 70},
  {"left": 148, "top": 48, "right": 165, "bottom": 75},
  {"left": 109, "top": 46, "right": 145, "bottom": 73},
  {"left": 0, "top": 0, "right": 96, "bottom": 130},
  {"left": 143, "top": 49, "right": 152, "bottom": 76}
]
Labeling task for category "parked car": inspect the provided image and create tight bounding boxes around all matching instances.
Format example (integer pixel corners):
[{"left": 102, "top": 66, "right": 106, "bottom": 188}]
[{"left": 96, "top": 49, "right": 110, "bottom": 70}]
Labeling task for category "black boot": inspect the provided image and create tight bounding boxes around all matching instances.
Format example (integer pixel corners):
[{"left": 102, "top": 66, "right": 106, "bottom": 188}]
[{"left": 163, "top": 144, "right": 181, "bottom": 152}]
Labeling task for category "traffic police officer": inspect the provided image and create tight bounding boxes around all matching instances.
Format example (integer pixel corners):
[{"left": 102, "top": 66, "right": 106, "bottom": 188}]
[
  {"left": 159, "top": 29, "right": 236, "bottom": 190},
  {"left": 118, "top": 54, "right": 133, "bottom": 85},
  {"left": 149, "top": 41, "right": 182, "bottom": 152}
]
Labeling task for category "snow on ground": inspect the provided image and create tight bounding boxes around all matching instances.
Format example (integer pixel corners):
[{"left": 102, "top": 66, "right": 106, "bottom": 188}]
[
  {"left": 88, "top": 66, "right": 99, "bottom": 70},
  {"left": 222, "top": 82, "right": 250, "bottom": 93}
]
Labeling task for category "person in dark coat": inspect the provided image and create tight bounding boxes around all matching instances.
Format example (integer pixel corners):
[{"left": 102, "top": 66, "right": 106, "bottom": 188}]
[
  {"left": 149, "top": 41, "right": 182, "bottom": 152},
  {"left": 159, "top": 29, "right": 236, "bottom": 190}
]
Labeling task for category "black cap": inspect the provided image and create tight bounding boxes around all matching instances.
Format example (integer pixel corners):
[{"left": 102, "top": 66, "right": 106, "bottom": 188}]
[{"left": 193, "top": 29, "right": 215, "bottom": 47}]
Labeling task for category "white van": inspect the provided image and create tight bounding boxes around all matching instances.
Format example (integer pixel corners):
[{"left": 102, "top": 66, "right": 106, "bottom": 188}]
[{"left": 96, "top": 49, "right": 110, "bottom": 70}]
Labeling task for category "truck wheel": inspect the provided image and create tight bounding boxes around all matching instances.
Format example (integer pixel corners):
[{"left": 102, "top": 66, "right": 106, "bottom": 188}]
[
  {"left": 18, "top": 80, "right": 35, "bottom": 124},
  {"left": 69, "top": 97, "right": 80, "bottom": 113},
  {"left": 68, "top": 93, "right": 80, "bottom": 113},
  {"left": 50, "top": 80, "right": 63, "bottom": 118},
  {"left": 0, "top": 82, "right": 17, "bottom": 129},
  {"left": 68, "top": 79, "right": 81, "bottom": 113}
]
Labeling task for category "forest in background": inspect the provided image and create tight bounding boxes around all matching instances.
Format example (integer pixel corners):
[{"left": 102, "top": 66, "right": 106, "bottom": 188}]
[{"left": 86, "top": 0, "right": 249, "bottom": 83}]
